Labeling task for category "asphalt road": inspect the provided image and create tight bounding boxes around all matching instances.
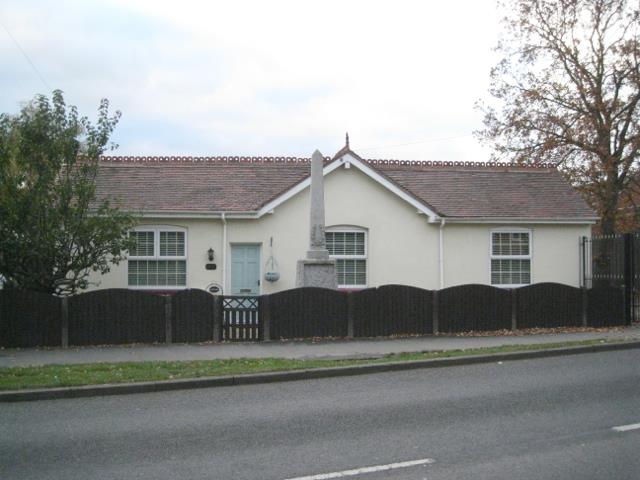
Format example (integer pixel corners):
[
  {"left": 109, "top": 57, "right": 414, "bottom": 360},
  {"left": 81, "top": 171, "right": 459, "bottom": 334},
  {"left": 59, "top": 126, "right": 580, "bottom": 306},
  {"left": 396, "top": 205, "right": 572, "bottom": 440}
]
[{"left": 1, "top": 349, "right": 639, "bottom": 480}]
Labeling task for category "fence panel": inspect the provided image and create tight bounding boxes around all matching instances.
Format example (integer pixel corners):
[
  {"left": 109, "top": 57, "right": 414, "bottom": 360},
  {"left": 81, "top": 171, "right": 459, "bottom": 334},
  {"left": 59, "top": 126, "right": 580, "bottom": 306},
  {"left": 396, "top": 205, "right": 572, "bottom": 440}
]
[
  {"left": 0, "top": 282, "right": 632, "bottom": 348},
  {"left": 353, "top": 285, "right": 433, "bottom": 337},
  {"left": 587, "top": 287, "right": 625, "bottom": 326},
  {"left": 222, "top": 296, "right": 260, "bottom": 341},
  {"left": 173, "top": 289, "right": 215, "bottom": 343},
  {"left": 0, "top": 290, "right": 62, "bottom": 348},
  {"left": 516, "top": 283, "right": 582, "bottom": 328},
  {"left": 69, "top": 289, "right": 165, "bottom": 345},
  {"left": 268, "top": 287, "right": 347, "bottom": 339},
  {"left": 438, "top": 284, "right": 511, "bottom": 333}
]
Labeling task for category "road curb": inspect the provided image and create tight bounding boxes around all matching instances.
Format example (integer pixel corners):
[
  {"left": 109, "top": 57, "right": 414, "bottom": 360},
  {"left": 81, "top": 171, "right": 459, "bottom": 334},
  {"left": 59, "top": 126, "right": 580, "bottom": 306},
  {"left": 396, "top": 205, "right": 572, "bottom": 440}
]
[{"left": 2, "top": 340, "right": 639, "bottom": 402}]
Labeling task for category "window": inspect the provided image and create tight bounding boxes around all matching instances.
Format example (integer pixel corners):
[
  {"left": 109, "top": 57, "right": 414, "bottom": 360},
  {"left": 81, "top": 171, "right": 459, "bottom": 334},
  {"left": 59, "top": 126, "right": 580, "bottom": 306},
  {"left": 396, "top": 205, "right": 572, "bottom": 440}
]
[
  {"left": 326, "top": 230, "right": 367, "bottom": 288},
  {"left": 128, "top": 227, "right": 187, "bottom": 288},
  {"left": 490, "top": 230, "right": 531, "bottom": 286}
]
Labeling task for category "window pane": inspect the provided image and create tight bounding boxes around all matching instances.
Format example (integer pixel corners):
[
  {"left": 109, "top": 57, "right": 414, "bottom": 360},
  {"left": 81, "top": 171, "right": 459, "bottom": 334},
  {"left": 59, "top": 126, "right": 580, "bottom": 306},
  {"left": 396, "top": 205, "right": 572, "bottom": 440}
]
[
  {"left": 326, "top": 231, "right": 365, "bottom": 256},
  {"left": 147, "top": 260, "right": 158, "bottom": 286},
  {"left": 492, "top": 232, "right": 530, "bottom": 256},
  {"left": 160, "top": 231, "right": 185, "bottom": 257},
  {"left": 327, "top": 231, "right": 366, "bottom": 287},
  {"left": 128, "top": 260, "right": 139, "bottom": 286},
  {"left": 130, "top": 231, "right": 154, "bottom": 257},
  {"left": 128, "top": 260, "right": 186, "bottom": 287},
  {"left": 491, "top": 259, "right": 530, "bottom": 285},
  {"left": 336, "top": 259, "right": 366, "bottom": 286}
]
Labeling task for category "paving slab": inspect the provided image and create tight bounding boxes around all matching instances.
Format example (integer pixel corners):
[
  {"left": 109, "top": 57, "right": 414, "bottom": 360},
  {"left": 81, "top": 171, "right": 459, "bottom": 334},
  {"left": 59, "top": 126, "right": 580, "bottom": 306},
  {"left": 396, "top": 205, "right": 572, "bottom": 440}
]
[{"left": 1, "top": 326, "right": 639, "bottom": 368}]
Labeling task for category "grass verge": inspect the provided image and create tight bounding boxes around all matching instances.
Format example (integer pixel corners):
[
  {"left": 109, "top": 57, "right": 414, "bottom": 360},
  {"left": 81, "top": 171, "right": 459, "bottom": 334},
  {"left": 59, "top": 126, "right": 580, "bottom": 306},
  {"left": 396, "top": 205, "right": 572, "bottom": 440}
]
[{"left": 0, "top": 338, "right": 619, "bottom": 391}]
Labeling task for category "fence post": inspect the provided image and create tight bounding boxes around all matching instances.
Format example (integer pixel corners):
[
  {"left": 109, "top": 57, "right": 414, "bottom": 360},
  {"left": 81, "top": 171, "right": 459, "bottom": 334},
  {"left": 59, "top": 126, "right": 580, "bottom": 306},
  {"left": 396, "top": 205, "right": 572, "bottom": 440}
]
[
  {"left": 511, "top": 289, "right": 517, "bottom": 331},
  {"left": 581, "top": 287, "right": 588, "bottom": 327},
  {"left": 622, "top": 286, "right": 629, "bottom": 326},
  {"left": 432, "top": 290, "right": 439, "bottom": 335},
  {"left": 164, "top": 296, "right": 173, "bottom": 344},
  {"left": 261, "top": 295, "right": 271, "bottom": 342},
  {"left": 61, "top": 296, "right": 69, "bottom": 348},
  {"left": 623, "top": 233, "right": 634, "bottom": 325},
  {"left": 213, "top": 295, "right": 222, "bottom": 342},
  {"left": 580, "top": 236, "right": 587, "bottom": 288}
]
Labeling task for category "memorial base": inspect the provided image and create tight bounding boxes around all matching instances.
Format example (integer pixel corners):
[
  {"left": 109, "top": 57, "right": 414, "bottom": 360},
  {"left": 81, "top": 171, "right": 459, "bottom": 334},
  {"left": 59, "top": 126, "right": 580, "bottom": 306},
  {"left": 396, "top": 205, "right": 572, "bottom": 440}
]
[{"left": 295, "top": 259, "right": 337, "bottom": 289}]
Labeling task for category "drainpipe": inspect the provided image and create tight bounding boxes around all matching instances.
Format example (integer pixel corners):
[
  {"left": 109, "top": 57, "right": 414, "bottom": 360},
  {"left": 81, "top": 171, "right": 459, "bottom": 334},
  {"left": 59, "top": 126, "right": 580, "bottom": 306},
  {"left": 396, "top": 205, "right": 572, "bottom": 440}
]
[
  {"left": 439, "top": 218, "right": 446, "bottom": 289},
  {"left": 221, "top": 212, "right": 227, "bottom": 294}
]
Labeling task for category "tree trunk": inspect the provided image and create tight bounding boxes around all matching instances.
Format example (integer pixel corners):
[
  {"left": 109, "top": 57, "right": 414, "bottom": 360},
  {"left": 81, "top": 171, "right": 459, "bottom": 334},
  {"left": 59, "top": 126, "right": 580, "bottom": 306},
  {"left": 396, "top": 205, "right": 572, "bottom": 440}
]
[{"left": 599, "top": 176, "right": 620, "bottom": 235}]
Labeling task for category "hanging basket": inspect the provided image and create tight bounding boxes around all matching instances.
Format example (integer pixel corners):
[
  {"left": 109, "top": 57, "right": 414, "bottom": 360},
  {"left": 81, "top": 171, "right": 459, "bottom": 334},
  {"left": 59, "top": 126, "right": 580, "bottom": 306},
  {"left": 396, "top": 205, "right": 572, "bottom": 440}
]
[
  {"left": 264, "top": 255, "right": 280, "bottom": 282},
  {"left": 265, "top": 271, "right": 280, "bottom": 282}
]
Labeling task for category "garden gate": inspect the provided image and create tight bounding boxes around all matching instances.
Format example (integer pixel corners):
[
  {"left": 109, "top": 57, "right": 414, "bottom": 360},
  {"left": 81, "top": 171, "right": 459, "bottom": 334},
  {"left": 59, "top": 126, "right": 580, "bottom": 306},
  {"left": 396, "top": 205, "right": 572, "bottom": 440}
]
[{"left": 221, "top": 296, "right": 261, "bottom": 341}]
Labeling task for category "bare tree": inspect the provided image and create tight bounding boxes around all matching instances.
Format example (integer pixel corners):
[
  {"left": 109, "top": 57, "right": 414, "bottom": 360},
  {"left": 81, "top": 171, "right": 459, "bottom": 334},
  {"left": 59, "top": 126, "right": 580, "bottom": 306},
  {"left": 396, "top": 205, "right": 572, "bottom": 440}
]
[{"left": 477, "top": 0, "right": 640, "bottom": 233}]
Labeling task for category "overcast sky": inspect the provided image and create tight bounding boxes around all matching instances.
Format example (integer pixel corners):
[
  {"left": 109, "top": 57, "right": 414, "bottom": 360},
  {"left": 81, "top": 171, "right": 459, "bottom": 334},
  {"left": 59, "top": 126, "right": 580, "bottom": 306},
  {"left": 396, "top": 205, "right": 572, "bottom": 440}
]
[{"left": 0, "top": 0, "right": 502, "bottom": 161}]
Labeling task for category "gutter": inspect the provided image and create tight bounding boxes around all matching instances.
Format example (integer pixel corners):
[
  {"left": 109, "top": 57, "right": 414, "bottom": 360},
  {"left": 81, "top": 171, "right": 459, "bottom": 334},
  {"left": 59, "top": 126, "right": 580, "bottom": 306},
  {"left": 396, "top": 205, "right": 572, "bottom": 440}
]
[
  {"left": 221, "top": 213, "right": 227, "bottom": 295},
  {"left": 440, "top": 217, "right": 599, "bottom": 225},
  {"left": 134, "top": 211, "right": 260, "bottom": 219},
  {"left": 439, "top": 218, "right": 446, "bottom": 289},
  {"left": 129, "top": 211, "right": 597, "bottom": 225}
]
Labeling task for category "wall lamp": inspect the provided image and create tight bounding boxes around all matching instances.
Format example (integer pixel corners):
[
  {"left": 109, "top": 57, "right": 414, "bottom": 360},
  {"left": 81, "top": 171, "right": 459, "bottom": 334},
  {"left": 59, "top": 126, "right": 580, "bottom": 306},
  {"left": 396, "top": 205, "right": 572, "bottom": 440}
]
[{"left": 207, "top": 248, "right": 215, "bottom": 262}]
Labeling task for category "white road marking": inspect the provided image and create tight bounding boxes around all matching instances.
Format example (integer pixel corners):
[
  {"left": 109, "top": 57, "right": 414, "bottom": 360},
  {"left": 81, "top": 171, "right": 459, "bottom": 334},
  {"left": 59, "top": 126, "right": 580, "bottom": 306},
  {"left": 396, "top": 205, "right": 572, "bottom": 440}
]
[
  {"left": 612, "top": 422, "right": 640, "bottom": 432},
  {"left": 283, "top": 458, "right": 435, "bottom": 480}
]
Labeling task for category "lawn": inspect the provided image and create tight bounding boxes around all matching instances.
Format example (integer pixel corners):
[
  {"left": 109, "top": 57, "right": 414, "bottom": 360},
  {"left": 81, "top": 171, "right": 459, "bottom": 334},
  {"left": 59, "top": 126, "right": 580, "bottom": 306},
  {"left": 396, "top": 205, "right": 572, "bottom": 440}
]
[{"left": 0, "top": 339, "right": 611, "bottom": 390}]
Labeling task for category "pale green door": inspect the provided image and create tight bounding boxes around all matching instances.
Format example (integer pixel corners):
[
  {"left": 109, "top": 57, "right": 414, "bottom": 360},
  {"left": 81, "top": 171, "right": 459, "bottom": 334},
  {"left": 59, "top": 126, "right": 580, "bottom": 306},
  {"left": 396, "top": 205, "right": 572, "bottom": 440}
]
[{"left": 230, "top": 245, "right": 261, "bottom": 295}]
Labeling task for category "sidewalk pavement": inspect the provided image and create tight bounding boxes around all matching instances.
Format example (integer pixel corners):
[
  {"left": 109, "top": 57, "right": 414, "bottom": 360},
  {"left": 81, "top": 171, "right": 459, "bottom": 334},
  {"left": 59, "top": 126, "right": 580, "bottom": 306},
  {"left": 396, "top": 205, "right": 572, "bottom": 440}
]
[{"left": 2, "top": 326, "right": 640, "bottom": 368}]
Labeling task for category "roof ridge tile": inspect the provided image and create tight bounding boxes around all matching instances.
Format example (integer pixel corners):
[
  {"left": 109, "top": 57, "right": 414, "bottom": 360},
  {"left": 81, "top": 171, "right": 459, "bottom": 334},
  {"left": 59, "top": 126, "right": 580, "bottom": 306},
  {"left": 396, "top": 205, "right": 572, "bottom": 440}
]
[
  {"left": 100, "top": 154, "right": 556, "bottom": 171},
  {"left": 99, "top": 155, "right": 334, "bottom": 164},
  {"left": 363, "top": 159, "right": 556, "bottom": 170}
]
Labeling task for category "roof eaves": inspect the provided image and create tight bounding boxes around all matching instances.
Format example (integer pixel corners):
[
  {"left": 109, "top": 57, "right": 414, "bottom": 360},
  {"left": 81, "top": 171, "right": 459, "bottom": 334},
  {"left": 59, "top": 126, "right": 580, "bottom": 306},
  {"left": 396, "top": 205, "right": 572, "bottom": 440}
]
[
  {"left": 443, "top": 216, "right": 599, "bottom": 225},
  {"left": 256, "top": 157, "right": 342, "bottom": 216},
  {"left": 117, "top": 210, "right": 260, "bottom": 219},
  {"left": 340, "top": 151, "right": 444, "bottom": 219}
]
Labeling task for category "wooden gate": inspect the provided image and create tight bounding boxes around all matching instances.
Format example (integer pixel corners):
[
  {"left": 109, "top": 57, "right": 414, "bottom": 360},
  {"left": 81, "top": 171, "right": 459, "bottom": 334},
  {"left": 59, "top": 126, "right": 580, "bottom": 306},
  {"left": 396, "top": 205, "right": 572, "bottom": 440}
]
[{"left": 222, "top": 296, "right": 261, "bottom": 341}]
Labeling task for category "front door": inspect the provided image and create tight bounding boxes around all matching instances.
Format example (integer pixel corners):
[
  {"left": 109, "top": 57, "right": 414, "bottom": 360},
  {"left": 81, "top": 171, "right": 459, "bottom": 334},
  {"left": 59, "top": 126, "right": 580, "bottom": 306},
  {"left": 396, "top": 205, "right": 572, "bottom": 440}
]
[{"left": 230, "top": 245, "right": 261, "bottom": 295}]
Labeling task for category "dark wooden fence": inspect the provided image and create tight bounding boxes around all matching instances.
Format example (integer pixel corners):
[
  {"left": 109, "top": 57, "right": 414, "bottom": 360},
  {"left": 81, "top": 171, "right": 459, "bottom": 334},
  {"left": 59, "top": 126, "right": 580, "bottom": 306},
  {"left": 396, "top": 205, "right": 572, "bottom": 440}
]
[
  {"left": 0, "top": 290, "right": 61, "bottom": 348},
  {"left": 516, "top": 283, "right": 583, "bottom": 329},
  {"left": 353, "top": 285, "right": 433, "bottom": 337},
  {"left": 438, "top": 284, "right": 511, "bottom": 333},
  {"left": 587, "top": 286, "right": 624, "bottom": 327},
  {"left": 0, "top": 283, "right": 628, "bottom": 348},
  {"left": 268, "top": 287, "right": 347, "bottom": 339},
  {"left": 69, "top": 289, "right": 166, "bottom": 345},
  {"left": 173, "top": 289, "right": 215, "bottom": 343}
]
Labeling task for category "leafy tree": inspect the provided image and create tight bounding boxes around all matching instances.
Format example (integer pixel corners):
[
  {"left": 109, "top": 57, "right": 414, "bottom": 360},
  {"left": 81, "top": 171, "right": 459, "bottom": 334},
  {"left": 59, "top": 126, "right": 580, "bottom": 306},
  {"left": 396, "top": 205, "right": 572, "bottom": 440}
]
[
  {"left": 477, "top": 0, "right": 640, "bottom": 233},
  {"left": 0, "top": 90, "right": 136, "bottom": 295}
]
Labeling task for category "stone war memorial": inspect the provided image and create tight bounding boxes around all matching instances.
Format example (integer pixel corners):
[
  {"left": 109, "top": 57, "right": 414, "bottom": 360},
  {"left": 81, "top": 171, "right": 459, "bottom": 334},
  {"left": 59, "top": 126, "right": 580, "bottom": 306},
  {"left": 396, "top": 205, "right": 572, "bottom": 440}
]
[{"left": 295, "top": 149, "right": 337, "bottom": 289}]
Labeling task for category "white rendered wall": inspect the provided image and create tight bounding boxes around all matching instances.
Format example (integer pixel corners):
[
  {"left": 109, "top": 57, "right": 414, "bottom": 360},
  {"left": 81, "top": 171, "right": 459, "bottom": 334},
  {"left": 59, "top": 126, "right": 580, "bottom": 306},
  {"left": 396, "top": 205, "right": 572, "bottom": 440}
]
[
  {"left": 227, "top": 165, "right": 440, "bottom": 293},
  {"left": 87, "top": 219, "right": 224, "bottom": 291},
  {"left": 443, "top": 223, "right": 591, "bottom": 288},
  {"left": 88, "top": 165, "right": 591, "bottom": 292}
]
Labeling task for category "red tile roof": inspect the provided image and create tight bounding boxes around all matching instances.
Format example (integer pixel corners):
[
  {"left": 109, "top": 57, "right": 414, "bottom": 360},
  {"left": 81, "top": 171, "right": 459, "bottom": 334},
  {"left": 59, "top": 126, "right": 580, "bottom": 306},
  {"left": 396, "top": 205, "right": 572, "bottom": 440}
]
[
  {"left": 94, "top": 154, "right": 596, "bottom": 220},
  {"left": 95, "top": 156, "right": 319, "bottom": 212},
  {"left": 371, "top": 160, "right": 595, "bottom": 219}
]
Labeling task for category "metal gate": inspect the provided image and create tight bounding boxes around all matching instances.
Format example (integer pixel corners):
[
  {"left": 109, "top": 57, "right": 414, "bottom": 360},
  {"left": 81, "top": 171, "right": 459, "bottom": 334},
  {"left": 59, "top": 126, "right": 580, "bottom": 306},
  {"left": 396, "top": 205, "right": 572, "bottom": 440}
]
[
  {"left": 222, "top": 296, "right": 261, "bottom": 341},
  {"left": 581, "top": 232, "right": 640, "bottom": 323}
]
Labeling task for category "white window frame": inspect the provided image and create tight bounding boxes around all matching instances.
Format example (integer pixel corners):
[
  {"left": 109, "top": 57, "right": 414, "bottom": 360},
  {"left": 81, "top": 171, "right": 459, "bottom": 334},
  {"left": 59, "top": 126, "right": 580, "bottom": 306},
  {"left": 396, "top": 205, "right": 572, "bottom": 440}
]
[
  {"left": 326, "top": 227, "right": 368, "bottom": 289},
  {"left": 489, "top": 228, "right": 532, "bottom": 288},
  {"left": 128, "top": 225, "right": 188, "bottom": 289}
]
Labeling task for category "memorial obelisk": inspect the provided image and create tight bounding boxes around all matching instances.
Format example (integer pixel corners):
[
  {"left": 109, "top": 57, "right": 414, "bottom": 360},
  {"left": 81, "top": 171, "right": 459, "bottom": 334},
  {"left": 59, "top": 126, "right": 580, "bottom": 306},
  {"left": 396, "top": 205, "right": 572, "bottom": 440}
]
[{"left": 295, "top": 150, "right": 337, "bottom": 288}]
